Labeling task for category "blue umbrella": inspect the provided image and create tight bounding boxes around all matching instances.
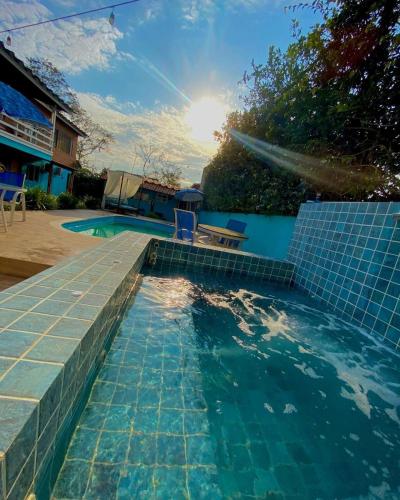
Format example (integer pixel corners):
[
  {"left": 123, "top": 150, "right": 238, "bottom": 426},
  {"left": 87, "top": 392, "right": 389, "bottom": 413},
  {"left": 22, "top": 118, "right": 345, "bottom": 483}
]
[
  {"left": 175, "top": 188, "right": 204, "bottom": 202},
  {"left": 0, "top": 81, "right": 52, "bottom": 128}
]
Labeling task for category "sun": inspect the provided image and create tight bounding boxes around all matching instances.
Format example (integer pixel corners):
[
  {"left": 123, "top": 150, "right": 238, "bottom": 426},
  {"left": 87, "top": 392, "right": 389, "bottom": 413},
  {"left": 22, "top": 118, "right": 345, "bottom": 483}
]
[{"left": 185, "top": 97, "right": 227, "bottom": 142}]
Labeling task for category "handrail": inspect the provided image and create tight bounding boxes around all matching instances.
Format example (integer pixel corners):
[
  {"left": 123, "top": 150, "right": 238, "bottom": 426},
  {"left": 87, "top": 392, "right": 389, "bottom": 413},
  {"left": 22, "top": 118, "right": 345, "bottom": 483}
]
[{"left": 0, "top": 113, "right": 53, "bottom": 153}]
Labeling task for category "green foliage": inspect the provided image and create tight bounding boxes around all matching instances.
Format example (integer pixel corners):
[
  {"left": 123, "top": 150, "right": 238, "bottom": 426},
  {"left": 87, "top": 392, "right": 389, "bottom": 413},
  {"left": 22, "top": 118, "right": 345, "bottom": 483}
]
[
  {"left": 84, "top": 196, "right": 101, "bottom": 210},
  {"left": 25, "top": 187, "right": 58, "bottom": 210},
  {"left": 204, "top": 0, "right": 400, "bottom": 213},
  {"left": 146, "top": 212, "right": 163, "bottom": 220},
  {"left": 72, "top": 168, "right": 105, "bottom": 202},
  {"left": 57, "top": 192, "right": 79, "bottom": 210}
]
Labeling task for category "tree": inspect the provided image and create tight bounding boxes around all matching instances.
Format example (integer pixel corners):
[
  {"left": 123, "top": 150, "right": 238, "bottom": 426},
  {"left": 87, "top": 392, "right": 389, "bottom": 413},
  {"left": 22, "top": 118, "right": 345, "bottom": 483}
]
[
  {"left": 27, "top": 58, "right": 114, "bottom": 169},
  {"left": 151, "top": 158, "right": 182, "bottom": 188},
  {"left": 133, "top": 142, "right": 160, "bottom": 178},
  {"left": 73, "top": 108, "right": 114, "bottom": 168},
  {"left": 132, "top": 142, "right": 182, "bottom": 187},
  {"left": 27, "top": 57, "right": 78, "bottom": 108},
  {"left": 203, "top": 0, "right": 400, "bottom": 212}
]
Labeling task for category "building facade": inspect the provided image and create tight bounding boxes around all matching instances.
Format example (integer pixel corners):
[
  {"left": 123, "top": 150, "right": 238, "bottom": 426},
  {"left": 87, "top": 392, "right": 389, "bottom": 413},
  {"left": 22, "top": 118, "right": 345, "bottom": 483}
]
[
  {"left": 127, "top": 179, "right": 178, "bottom": 221},
  {"left": 0, "top": 42, "right": 84, "bottom": 195}
]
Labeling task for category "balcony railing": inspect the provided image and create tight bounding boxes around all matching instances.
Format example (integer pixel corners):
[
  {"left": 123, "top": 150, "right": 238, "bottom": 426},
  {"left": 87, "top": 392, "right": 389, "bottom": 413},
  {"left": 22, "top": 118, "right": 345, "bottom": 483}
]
[{"left": 0, "top": 112, "right": 53, "bottom": 155}]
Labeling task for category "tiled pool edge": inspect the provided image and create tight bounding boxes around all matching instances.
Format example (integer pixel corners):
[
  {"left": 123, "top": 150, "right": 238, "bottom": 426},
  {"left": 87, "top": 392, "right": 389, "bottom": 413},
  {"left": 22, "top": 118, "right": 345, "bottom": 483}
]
[
  {"left": 0, "top": 232, "right": 151, "bottom": 500},
  {"left": 0, "top": 234, "right": 293, "bottom": 500},
  {"left": 151, "top": 239, "right": 295, "bottom": 284}
]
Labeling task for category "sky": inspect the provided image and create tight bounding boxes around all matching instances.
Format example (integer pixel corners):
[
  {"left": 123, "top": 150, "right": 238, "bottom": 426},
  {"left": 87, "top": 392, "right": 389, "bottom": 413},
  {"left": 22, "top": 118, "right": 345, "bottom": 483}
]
[{"left": 1, "top": 0, "right": 320, "bottom": 184}]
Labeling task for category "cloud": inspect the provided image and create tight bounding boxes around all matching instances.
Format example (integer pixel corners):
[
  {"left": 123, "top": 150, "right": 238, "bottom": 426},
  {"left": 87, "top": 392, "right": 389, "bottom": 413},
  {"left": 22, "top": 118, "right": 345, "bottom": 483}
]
[
  {"left": 178, "top": 0, "right": 272, "bottom": 26},
  {"left": 77, "top": 92, "right": 222, "bottom": 184},
  {"left": 1, "top": 0, "right": 124, "bottom": 74}
]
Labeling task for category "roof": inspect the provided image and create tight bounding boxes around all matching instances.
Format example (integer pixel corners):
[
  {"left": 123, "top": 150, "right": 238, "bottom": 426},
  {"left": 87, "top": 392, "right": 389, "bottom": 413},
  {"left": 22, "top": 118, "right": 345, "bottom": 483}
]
[
  {"left": 143, "top": 177, "right": 179, "bottom": 196},
  {"left": 0, "top": 42, "right": 72, "bottom": 113}
]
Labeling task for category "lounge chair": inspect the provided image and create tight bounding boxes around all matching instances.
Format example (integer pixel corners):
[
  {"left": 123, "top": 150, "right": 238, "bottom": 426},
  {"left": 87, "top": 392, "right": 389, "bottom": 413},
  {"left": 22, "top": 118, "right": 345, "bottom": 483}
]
[
  {"left": 0, "top": 171, "right": 26, "bottom": 232},
  {"left": 173, "top": 209, "right": 209, "bottom": 244},
  {"left": 220, "top": 219, "right": 247, "bottom": 249}
]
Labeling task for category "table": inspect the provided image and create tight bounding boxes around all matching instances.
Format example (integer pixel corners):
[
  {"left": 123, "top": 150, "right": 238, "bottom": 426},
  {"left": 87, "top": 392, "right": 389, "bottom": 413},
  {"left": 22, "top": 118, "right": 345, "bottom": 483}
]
[
  {"left": 0, "top": 183, "right": 27, "bottom": 232},
  {"left": 197, "top": 224, "right": 248, "bottom": 248}
]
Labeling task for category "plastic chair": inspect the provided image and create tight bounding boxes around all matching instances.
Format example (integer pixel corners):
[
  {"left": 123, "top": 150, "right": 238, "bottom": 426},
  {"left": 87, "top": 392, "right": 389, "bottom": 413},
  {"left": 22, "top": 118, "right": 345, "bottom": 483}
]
[
  {"left": 220, "top": 219, "right": 247, "bottom": 249},
  {"left": 173, "top": 209, "right": 209, "bottom": 244},
  {"left": 174, "top": 208, "right": 197, "bottom": 243},
  {"left": 0, "top": 171, "right": 26, "bottom": 232}
]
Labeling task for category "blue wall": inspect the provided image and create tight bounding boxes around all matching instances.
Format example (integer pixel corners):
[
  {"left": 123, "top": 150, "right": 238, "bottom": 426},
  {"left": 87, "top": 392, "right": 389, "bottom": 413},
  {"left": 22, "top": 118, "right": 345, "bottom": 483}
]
[
  {"left": 288, "top": 202, "right": 400, "bottom": 349},
  {"left": 128, "top": 190, "right": 177, "bottom": 221},
  {"left": 51, "top": 167, "right": 70, "bottom": 196},
  {"left": 198, "top": 211, "right": 296, "bottom": 259},
  {"left": 25, "top": 166, "right": 70, "bottom": 195},
  {"left": 25, "top": 171, "right": 49, "bottom": 192}
]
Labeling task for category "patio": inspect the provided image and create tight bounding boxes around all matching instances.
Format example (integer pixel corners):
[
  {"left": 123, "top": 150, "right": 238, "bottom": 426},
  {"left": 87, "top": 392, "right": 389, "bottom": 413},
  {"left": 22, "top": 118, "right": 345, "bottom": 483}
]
[{"left": 0, "top": 209, "right": 107, "bottom": 266}]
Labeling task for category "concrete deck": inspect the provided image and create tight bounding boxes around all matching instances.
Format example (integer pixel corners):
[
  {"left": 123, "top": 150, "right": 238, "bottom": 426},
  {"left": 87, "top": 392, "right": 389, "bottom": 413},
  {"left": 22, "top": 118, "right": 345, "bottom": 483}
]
[{"left": 0, "top": 210, "right": 108, "bottom": 266}]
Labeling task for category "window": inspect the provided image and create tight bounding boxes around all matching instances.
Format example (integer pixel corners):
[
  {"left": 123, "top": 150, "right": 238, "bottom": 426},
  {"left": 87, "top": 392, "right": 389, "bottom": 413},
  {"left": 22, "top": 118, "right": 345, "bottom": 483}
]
[
  {"left": 26, "top": 164, "right": 40, "bottom": 182},
  {"left": 54, "top": 128, "right": 73, "bottom": 155},
  {"left": 53, "top": 166, "right": 61, "bottom": 176},
  {"left": 155, "top": 193, "right": 169, "bottom": 203}
]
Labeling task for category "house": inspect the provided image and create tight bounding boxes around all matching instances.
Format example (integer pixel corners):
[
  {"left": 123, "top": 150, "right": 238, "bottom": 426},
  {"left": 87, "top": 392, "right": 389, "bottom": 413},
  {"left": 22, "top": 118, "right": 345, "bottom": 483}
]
[
  {"left": 103, "top": 171, "right": 179, "bottom": 221},
  {"left": 127, "top": 178, "right": 179, "bottom": 221},
  {"left": 0, "top": 42, "right": 85, "bottom": 195}
]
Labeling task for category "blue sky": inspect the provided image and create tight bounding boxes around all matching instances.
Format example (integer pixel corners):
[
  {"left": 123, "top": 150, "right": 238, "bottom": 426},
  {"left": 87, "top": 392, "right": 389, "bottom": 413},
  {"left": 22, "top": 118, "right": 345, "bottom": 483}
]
[{"left": 1, "top": 0, "right": 320, "bottom": 183}]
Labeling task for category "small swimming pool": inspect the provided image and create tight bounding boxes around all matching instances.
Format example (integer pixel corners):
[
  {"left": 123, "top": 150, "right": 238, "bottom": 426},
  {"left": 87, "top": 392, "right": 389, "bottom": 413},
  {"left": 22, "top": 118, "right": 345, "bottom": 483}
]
[
  {"left": 62, "top": 216, "right": 175, "bottom": 239},
  {"left": 53, "top": 267, "right": 400, "bottom": 499}
]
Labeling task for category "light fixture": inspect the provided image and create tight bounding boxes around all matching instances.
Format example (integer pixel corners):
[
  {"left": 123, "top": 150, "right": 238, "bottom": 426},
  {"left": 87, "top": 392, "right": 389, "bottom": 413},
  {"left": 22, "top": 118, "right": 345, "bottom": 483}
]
[
  {"left": 6, "top": 33, "right": 11, "bottom": 46},
  {"left": 109, "top": 10, "right": 115, "bottom": 26}
]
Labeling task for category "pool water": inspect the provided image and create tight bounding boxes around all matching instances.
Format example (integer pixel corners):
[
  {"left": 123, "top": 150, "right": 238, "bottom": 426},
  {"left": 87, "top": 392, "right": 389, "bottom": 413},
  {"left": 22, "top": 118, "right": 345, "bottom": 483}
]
[
  {"left": 76, "top": 223, "right": 171, "bottom": 239},
  {"left": 53, "top": 268, "right": 400, "bottom": 499}
]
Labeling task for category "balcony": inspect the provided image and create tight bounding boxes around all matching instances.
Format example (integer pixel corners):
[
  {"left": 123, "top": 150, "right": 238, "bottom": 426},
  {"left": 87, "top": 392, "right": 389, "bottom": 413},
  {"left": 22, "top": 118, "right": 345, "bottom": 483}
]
[{"left": 0, "top": 112, "right": 53, "bottom": 159}]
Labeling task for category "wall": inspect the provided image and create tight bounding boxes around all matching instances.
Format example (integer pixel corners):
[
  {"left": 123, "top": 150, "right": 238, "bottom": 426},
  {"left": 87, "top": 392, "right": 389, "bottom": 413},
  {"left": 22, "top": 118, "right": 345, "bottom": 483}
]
[
  {"left": 50, "top": 166, "right": 70, "bottom": 195},
  {"left": 128, "top": 190, "right": 177, "bottom": 221},
  {"left": 288, "top": 202, "right": 400, "bottom": 349},
  {"left": 198, "top": 211, "right": 296, "bottom": 259},
  {"left": 52, "top": 117, "right": 78, "bottom": 169},
  {"left": 152, "top": 238, "right": 294, "bottom": 285},
  {"left": 25, "top": 169, "right": 49, "bottom": 191}
]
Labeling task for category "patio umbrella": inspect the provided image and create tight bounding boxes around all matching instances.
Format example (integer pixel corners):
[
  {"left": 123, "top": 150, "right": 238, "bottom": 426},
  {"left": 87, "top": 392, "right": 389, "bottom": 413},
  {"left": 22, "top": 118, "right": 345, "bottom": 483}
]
[{"left": 175, "top": 188, "right": 204, "bottom": 211}]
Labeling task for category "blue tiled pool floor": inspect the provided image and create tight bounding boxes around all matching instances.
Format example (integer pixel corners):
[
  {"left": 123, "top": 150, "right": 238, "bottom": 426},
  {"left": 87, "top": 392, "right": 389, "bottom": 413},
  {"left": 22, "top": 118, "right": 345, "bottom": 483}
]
[
  {"left": 53, "top": 275, "right": 221, "bottom": 499},
  {"left": 53, "top": 268, "right": 400, "bottom": 499}
]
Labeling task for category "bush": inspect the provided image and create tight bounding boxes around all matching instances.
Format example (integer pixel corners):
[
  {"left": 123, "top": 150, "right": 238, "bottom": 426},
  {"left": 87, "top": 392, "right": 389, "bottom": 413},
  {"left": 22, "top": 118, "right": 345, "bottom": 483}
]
[
  {"left": 57, "top": 192, "right": 79, "bottom": 209},
  {"left": 84, "top": 196, "right": 101, "bottom": 210},
  {"left": 25, "top": 187, "right": 58, "bottom": 210},
  {"left": 146, "top": 212, "right": 164, "bottom": 220},
  {"left": 73, "top": 169, "right": 105, "bottom": 200},
  {"left": 44, "top": 194, "right": 58, "bottom": 210}
]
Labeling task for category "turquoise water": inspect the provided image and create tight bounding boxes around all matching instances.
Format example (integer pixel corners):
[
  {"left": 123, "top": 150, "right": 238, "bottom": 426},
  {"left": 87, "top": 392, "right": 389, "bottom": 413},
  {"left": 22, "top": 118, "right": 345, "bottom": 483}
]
[
  {"left": 53, "top": 269, "right": 400, "bottom": 499},
  {"left": 73, "top": 223, "right": 171, "bottom": 239}
]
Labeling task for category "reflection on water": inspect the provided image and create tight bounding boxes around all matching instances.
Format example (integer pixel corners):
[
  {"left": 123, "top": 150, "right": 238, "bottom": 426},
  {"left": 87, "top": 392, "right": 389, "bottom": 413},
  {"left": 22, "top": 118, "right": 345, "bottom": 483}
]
[
  {"left": 143, "top": 268, "right": 400, "bottom": 499},
  {"left": 77, "top": 222, "right": 172, "bottom": 239}
]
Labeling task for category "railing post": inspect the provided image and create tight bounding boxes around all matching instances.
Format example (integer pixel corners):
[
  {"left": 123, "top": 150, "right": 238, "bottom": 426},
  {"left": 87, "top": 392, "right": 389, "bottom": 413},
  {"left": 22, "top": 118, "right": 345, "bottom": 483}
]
[{"left": 51, "top": 108, "right": 57, "bottom": 153}]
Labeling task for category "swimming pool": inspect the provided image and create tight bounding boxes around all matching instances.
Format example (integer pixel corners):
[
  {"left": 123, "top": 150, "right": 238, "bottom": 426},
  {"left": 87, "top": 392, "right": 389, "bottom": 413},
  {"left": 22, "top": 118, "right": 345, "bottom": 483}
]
[
  {"left": 53, "top": 266, "right": 400, "bottom": 499},
  {"left": 62, "top": 216, "right": 175, "bottom": 239}
]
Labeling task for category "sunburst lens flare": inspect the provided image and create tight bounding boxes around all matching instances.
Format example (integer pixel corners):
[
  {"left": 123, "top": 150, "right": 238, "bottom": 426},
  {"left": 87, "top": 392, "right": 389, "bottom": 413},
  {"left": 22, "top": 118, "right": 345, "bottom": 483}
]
[{"left": 185, "top": 97, "right": 227, "bottom": 142}]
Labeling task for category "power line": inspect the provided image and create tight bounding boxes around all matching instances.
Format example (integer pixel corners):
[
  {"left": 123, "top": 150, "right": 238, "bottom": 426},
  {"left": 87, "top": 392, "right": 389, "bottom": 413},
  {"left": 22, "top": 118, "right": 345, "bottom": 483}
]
[{"left": 0, "top": 0, "right": 142, "bottom": 35}]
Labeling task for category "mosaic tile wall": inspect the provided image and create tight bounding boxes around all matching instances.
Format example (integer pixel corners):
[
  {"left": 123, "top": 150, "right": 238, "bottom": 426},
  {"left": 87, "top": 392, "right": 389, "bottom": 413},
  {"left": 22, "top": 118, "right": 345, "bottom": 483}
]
[
  {"left": 0, "top": 232, "right": 151, "bottom": 500},
  {"left": 152, "top": 239, "right": 295, "bottom": 285},
  {"left": 288, "top": 202, "right": 400, "bottom": 349}
]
